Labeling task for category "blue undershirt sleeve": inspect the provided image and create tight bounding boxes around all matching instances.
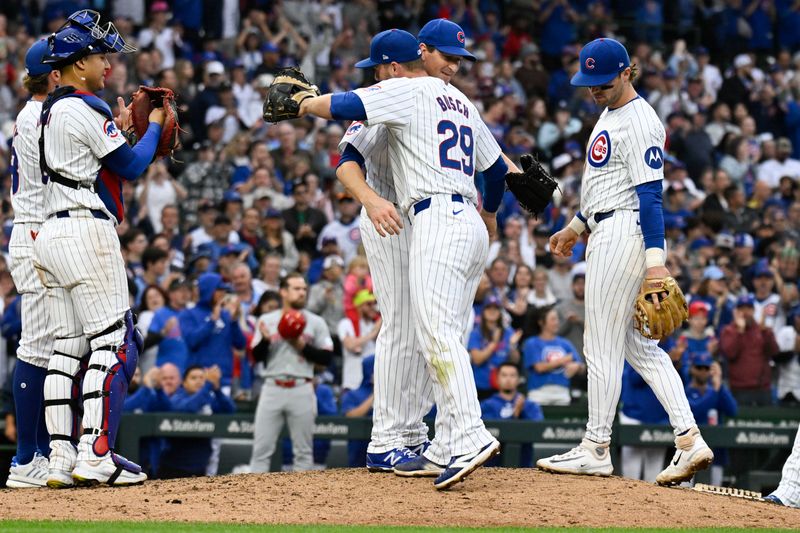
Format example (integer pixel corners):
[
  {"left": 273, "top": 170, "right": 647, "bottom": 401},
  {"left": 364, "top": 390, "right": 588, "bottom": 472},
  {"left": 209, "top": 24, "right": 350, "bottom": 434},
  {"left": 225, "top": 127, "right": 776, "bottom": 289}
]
[
  {"left": 331, "top": 92, "right": 367, "bottom": 121},
  {"left": 337, "top": 143, "right": 365, "bottom": 169},
  {"left": 635, "top": 180, "right": 665, "bottom": 250},
  {"left": 481, "top": 156, "right": 509, "bottom": 213},
  {"left": 101, "top": 122, "right": 162, "bottom": 181}
]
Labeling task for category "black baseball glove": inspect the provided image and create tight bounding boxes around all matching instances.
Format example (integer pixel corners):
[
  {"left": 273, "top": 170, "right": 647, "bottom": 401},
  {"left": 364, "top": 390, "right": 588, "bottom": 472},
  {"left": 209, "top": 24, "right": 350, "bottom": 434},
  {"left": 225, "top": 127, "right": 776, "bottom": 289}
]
[
  {"left": 504, "top": 154, "right": 558, "bottom": 217},
  {"left": 262, "top": 67, "right": 321, "bottom": 123}
]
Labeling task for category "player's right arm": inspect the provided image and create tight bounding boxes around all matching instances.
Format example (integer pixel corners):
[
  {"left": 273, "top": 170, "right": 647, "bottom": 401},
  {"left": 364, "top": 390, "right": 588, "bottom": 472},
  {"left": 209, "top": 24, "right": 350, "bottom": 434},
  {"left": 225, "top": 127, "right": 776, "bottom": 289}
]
[{"left": 336, "top": 125, "right": 402, "bottom": 237}]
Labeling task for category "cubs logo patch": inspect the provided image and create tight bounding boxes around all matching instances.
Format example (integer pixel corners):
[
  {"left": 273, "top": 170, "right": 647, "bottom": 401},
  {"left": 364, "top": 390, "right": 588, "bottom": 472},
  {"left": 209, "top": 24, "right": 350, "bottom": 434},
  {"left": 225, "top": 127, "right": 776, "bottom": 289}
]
[
  {"left": 346, "top": 122, "right": 363, "bottom": 136},
  {"left": 585, "top": 57, "right": 595, "bottom": 70},
  {"left": 587, "top": 130, "right": 611, "bottom": 168},
  {"left": 103, "top": 119, "right": 119, "bottom": 138},
  {"left": 644, "top": 146, "right": 663, "bottom": 169},
  {"left": 348, "top": 227, "right": 361, "bottom": 242},
  {"left": 456, "top": 31, "right": 465, "bottom": 44}
]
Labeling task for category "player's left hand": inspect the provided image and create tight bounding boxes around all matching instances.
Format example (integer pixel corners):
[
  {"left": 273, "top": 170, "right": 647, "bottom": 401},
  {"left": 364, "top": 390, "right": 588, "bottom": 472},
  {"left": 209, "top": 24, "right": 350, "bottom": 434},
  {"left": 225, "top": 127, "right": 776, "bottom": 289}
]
[
  {"left": 644, "top": 265, "right": 671, "bottom": 310},
  {"left": 364, "top": 196, "right": 402, "bottom": 237},
  {"left": 480, "top": 209, "right": 497, "bottom": 239}
]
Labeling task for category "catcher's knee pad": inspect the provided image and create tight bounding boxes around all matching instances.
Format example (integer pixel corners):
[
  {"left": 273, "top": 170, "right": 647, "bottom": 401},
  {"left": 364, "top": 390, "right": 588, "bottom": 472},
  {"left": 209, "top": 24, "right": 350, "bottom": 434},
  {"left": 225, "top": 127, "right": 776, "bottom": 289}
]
[
  {"left": 82, "top": 310, "right": 140, "bottom": 456},
  {"left": 44, "top": 336, "right": 90, "bottom": 446}
]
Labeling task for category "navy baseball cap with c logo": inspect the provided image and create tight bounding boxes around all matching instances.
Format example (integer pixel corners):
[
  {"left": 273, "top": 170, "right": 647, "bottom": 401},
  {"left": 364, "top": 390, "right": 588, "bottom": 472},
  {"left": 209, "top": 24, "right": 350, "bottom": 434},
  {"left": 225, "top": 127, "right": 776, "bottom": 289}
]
[
  {"left": 355, "top": 29, "right": 421, "bottom": 68},
  {"left": 570, "top": 37, "right": 630, "bottom": 87},
  {"left": 25, "top": 39, "right": 53, "bottom": 76},
  {"left": 418, "top": 18, "right": 476, "bottom": 61}
]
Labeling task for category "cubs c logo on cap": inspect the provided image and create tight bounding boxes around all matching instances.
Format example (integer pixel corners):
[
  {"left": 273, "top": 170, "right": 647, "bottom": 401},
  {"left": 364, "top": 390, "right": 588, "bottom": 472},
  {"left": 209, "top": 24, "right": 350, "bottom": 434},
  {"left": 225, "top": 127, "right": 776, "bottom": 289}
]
[
  {"left": 644, "top": 146, "right": 663, "bottom": 169},
  {"left": 457, "top": 31, "right": 465, "bottom": 43},
  {"left": 588, "top": 130, "right": 611, "bottom": 168},
  {"left": 585, "top": 57, "right": 595, "bottom": 70}
]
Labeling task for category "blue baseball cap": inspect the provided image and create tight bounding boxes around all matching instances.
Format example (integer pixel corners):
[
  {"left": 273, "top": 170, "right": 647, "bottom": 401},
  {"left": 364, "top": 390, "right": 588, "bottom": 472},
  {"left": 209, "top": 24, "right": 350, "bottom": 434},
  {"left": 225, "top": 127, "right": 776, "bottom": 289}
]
[
  {"left": 690, "top": 351, "right": 714, "bottom": 367},
  {"left": 734, "top": 233, "right": 754, "bottom": 248},
  {"left": 754, "top": 260, "right": 773, "bottom": 278},
  {"left": 702, "top": 265, "right": 725, "bottom": 281},
  {"left": 25, "top": 39, "right": 52, "bottom": 76},
  {"left": 571, "top": 37, "right": 630, "bottom": 87},
  {"left": 735, "top": 294, "right": 755, "bottom": 308},
  {"left": 418, "top": 19, "right": 476, "bottom": 61},
  {"left": 355, "top": 29, "right": 421, "bottom": 68}
]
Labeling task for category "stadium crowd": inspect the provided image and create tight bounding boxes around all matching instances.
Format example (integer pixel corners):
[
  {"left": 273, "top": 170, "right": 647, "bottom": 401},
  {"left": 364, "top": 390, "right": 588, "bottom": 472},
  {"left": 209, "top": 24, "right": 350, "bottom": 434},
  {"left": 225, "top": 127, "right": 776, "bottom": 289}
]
[{"left": 0, "top": 0, "right": 800, "bottom": 481}]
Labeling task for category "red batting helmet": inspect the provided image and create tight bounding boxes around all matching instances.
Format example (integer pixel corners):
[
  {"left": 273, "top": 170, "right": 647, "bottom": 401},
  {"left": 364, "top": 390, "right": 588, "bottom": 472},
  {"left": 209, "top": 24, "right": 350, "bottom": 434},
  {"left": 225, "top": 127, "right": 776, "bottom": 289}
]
[{"left": 278, "top": 309, "right": 306, "bottom": 339}]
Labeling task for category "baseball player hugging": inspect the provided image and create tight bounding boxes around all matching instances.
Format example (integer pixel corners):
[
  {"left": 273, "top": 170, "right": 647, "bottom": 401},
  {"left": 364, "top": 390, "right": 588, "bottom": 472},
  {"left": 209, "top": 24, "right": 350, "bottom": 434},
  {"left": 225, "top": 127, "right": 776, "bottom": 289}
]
[
  {"left": 539, "top": 38, "right": 712, "bottom": 486},
  {"left": 32, "top": 10, "right": 165, "bottom": 486}
]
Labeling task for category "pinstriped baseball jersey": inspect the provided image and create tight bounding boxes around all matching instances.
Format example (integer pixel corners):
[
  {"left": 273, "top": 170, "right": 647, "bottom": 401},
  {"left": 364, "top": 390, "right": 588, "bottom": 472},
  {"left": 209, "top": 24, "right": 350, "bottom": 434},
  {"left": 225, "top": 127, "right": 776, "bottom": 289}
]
[
  {"left": 10, "top": 100, "right": 45, "bottom": 223},
  {"left": 580, "top": 96, "right": 665, "bottom": 219},
  {"left": 41, "top": 97, "right": 126, "bottom": 218},
  {"left": 338, "top": 122, "right": 397, "bottom": 204},
  {"left": 354, "top": 77, "right": 501, "bottom": 212}
]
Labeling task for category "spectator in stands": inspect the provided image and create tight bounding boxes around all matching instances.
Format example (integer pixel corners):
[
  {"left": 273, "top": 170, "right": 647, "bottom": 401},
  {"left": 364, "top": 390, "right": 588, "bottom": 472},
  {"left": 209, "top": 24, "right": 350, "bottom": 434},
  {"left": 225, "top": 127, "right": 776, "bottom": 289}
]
[
  {"left": 341, "top": 355, "right": 374, "bottom": 467},
  {"left": 135, "top": 247, "right": 169, "bottom": 302},
  {"left": 468, "top": 296, "right": 521, "bottom": 400},
  {"left": 282, "top": 179, "right": 328, "bottom": 257},
  {"left": 720, "top": 294, "right": 779, "bottom": 406},
  {"left": 752, "top": 260, "right": 785, "bottom": 334},
  {"left": 685, "top": 350, "right": 738, "bottom": 486},
  {"left": 775, "top": 305, "right": 800, "bottom": 407},
  {"left": 189, "top": 60, "right": 226, "bottom": 143},
  {"left": 259, "top": 253, "right": 284, "bottom": 292},
  {"left": 180, "top": 144, "right": 231, "bottom": 225},
  {"left": 146, "top": 278, "right": 192, "bottom": 373},
  {"left": 554, "top": 265, "right": 586, "bottom": 358},
  {"left": 318, "top": 193, "right": 362, "bottom": 264},
  {"left": 342, "top": 256, "right": 373, "bottom": 325},
  {"left": 505, "top": 264, "right": 533, "bottom": 330},
  {"left": 121, "top": 228, "right": 148, "bottom": 282},
  {"left": 159, "top": 365, "right": 236, "bottom": 479},
  {"left": 705, "top": 102, "right": 740, "bottom": 150},
  {"left": 690, "top": 265, "right": 735, "bottom": 334},
  {"left": 619, "top": 362, "right": 669, "bottom": 483},
  {"left": 231, "top": 261, "right": 265, "bottom": 318},
  {"left": 529, "top": 266, "right": 558, "bottom": 308},
  {"left": 179, "top": 273, "right": 246, "bottom": 394},
  {"left": 249, "top": 273, "right": 334, "bottom": 473},
  {"left": 522, "top": 307, "right": 583, "bottom": 406},
  {"left": 759, "top": 138, "right": 800, "bottom": 189},
  {"left": 136, "top": 160, "right": 187, "bottom": 234},
  {"left": 480, "top": 362, "right": 543, "bottom": 468},
  {"left": 238, "top": 207, "right": 269, "bottom": 267},
  {"left": 137, "top": 285, "right": 168, "bottom": 373},
  {"left": 263, "top": 207, "right": 300, "bottom": 272},
  {"left": 307, "top": 255, "right": 345, "bottom": 336},
  {"left": 339, "top": 290, "right": 381, "bottom": 391}
]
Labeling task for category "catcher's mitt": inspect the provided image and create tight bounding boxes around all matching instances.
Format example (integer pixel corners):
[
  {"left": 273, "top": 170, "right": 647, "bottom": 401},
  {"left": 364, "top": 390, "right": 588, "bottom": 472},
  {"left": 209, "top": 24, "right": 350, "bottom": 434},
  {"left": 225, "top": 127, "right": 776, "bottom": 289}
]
[
  {"left": 278, "top": 309, "right": 307, "bottom": 339},
  {"left": 633, "top": 276, "right": 689, "bottom": 340},
  {"left": 262, "top": 67, "right": 320, "bottom": 123},
  {"left": 505, "top": 154, "right": 558, "bottom": 217},
  {"left": 129, "top": 86, "right": 181, "bottom": 158}
]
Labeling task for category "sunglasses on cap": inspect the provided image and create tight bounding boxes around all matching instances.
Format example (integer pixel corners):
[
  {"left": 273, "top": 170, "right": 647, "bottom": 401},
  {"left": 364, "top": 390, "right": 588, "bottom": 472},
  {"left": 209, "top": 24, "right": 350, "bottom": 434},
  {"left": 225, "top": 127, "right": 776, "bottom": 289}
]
[{"left": 693, "top": 365, "right": 711, "bottom": 371}]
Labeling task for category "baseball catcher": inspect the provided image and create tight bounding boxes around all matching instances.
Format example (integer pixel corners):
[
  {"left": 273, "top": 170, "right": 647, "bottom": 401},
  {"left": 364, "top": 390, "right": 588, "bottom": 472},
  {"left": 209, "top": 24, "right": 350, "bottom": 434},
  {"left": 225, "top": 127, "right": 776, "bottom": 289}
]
[
  {"left": 505, "top": 154, "right": 558, "bottom": 217},
  {"left": 127, "top": 86, "right": 181, "bottom": 157},
  {"left": 262, "top": 67, "right": 320, "bottom": 123},
  {"left": 633, "top": 276, "right": 689, "bottom": 340}
]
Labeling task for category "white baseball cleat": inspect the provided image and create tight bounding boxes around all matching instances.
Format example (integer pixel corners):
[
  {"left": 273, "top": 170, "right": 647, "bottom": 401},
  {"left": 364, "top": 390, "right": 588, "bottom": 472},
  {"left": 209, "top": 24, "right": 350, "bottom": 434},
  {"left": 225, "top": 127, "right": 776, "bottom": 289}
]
[
  {"left": 537, "top": 438, "right": 613, "bottom": 476},
  {"left": 47, "top": 468, "right": 75, "bottom": 489},
  {"left": 72, "top": 452, "right": 147, "bottom": 487},
  {"left": 656, "top": 427, "right": 714, "bottom": 486},
  {"left": 7, "top": 453, "right": 49, "bottom": 488}
]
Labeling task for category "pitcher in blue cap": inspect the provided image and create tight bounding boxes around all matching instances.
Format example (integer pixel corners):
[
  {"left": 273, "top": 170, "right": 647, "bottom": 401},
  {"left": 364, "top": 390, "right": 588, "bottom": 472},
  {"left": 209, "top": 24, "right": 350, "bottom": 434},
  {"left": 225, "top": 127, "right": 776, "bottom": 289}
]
[
  {"left": 287, "top": 16, "right": 542, "bottom": 488},
  {"left": 540, "top": 36, "right": 714, "bottom": 486},
  {"left": 5, "top": 38, "right": 63, "bottom": 489},
  {"left": 417, "top": 18, "right": 476, "bottom": 84}
]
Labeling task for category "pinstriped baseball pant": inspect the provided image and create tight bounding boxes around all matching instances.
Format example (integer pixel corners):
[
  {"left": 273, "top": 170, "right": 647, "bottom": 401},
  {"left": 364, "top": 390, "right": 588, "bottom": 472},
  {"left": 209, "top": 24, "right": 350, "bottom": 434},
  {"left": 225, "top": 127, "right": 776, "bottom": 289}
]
[{"left": 584, "top": 210, "right": 695, "bottom": 443}]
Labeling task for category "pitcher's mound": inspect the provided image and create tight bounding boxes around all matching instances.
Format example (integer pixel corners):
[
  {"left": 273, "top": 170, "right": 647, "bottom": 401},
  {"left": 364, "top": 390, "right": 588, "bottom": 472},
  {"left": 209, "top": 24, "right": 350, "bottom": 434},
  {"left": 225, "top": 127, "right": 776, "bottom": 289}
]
[{"left": 1, "top": 468, "right": 797, "bottom": 527}]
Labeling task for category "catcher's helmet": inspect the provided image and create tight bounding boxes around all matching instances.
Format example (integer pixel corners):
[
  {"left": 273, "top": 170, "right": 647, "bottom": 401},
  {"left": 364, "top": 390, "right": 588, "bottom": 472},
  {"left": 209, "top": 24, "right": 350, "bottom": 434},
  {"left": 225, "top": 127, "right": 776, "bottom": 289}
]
[{"left": 42, "top": 10, "right": 135, "bottom": 68}]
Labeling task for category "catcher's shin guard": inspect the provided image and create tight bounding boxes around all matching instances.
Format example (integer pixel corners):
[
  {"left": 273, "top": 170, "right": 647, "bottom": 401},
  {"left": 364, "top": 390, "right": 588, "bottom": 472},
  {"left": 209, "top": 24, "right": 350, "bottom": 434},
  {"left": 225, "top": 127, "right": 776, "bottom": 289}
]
[
  {"left": 44, "top": 336, "right": 89, "bottom": 474},
  {"left": 79, "top": 310, "right": 141, "bottom": 460}
]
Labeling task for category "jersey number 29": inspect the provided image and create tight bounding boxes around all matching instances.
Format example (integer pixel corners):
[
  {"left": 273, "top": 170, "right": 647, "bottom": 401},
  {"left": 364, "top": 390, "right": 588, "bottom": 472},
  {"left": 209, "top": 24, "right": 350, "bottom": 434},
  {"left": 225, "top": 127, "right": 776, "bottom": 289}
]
[{"left": 438, "top": 120, "right": 474, "bottom": 176}]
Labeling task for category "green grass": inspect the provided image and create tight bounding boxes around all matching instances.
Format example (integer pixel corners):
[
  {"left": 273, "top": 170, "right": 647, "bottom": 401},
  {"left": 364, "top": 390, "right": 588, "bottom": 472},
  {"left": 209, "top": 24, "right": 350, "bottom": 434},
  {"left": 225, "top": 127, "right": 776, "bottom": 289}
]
[{"left": 1, "top": 523, "right": 799, "bottom": 533}]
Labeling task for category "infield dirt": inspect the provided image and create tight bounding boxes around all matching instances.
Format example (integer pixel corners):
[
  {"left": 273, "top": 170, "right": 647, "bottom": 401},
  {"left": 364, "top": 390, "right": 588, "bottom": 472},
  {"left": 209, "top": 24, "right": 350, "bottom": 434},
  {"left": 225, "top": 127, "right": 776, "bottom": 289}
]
[{"left": 1, "top": 468, "right": 797, "bottom": 528}]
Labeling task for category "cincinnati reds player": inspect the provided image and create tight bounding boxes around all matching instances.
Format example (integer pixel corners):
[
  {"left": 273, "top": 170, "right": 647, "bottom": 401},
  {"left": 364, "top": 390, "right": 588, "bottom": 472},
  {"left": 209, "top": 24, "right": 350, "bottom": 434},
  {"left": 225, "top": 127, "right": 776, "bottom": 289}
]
[
  {"left": 34, "top": 13, "right": 164, "bottom": 486},
  {"left": 537, "top": 38, "right": 712, "bottom": 485},
  {"left": 295, "top": 20, "right": 511, "bottom": 490},
  {"left": 5, "top": 39, "right": 62, "bottom": 489},
  {"left": 336, "top": 29, "right": 448, "bottom": 474},
  {"left": 765, "top": 423, "right": 800, "bottom": 507}
]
